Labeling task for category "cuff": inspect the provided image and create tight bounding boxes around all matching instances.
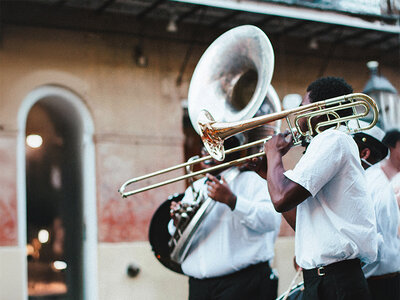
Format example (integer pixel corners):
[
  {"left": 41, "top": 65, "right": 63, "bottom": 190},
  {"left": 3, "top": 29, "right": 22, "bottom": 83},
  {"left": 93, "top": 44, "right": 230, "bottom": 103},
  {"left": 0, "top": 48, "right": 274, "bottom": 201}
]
[{"left": 233, "top": 196, "right": 252, "bottom": 217}]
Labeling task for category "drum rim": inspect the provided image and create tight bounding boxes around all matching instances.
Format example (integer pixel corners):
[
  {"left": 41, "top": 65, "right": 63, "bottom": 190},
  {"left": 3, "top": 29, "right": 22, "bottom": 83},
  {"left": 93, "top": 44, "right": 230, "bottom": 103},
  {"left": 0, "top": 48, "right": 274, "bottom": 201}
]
[{"left": 148, "top": 193, "right": 184, "bottom": 274}]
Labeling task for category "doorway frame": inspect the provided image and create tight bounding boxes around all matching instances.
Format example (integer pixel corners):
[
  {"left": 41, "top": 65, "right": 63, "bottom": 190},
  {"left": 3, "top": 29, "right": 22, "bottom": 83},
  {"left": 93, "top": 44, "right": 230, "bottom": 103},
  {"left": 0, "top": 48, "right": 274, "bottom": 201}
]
[{"left": 17, "top": 85, "right": 98, "bottom": 300}]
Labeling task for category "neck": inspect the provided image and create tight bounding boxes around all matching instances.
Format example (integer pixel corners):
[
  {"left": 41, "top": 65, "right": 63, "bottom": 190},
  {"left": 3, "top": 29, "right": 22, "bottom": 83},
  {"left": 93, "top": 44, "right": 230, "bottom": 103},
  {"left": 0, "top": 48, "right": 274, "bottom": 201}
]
[
  {"left": 389, "top": 155, "right": 400, "bottom": 171},
  {"left": 381, "top": 156, "right": 400, "bottom": 180}
]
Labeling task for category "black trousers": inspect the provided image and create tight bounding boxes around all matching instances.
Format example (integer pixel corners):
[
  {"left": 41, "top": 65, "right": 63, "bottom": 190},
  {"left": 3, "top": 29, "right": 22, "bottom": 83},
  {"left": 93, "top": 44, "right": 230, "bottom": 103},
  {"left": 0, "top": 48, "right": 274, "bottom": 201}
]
[
  {"left": 188, "top": 262, "right": 277, "bottom": 300},
  {"left": 302, "top": 259, "right": 372, "bottom": 300},
  {"left": 367, "top": 272, "right": 400, "bottom": 300}
]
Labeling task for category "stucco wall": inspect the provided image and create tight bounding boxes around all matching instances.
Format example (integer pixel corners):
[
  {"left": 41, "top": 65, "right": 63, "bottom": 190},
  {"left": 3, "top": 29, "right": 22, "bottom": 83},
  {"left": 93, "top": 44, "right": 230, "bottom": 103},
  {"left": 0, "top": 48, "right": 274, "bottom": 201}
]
[
  {"left": 0, "top": 25, "right": 193, "bottom": 245},
  {"left": 0, "top": 24, "right": 398, "bottom": 299},
  {"left": 0, "top": 247, "right": 26, "bottom": 300}
]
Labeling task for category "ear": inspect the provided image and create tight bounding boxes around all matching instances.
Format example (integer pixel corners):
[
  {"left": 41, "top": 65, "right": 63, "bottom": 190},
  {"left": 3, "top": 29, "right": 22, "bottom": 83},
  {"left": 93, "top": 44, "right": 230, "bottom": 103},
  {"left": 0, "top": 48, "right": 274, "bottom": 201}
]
[{"left": 360, "top": 148, "right": 371, "bottom": 160}]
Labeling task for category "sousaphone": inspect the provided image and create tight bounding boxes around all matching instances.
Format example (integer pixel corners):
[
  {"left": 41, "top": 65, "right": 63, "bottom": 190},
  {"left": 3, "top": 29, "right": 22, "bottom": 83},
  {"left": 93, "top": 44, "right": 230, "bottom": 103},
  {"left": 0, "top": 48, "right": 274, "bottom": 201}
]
[{"left": 148, "top": 25, "right": 279, "bottom": 273}]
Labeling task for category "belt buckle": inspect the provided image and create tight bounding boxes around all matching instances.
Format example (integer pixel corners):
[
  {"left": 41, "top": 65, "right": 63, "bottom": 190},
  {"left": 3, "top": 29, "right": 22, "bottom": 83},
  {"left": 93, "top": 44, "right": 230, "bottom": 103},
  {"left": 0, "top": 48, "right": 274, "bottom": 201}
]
[{"left": 317, "top": 266, "right": 325, "bottom": 276}]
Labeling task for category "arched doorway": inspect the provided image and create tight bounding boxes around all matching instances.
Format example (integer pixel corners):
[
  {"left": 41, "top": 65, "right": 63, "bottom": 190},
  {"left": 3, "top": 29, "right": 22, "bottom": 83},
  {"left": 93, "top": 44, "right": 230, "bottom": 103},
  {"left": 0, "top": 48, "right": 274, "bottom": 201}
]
[{"left": 17, "top": 86, "right": 98, "bottom": 299}]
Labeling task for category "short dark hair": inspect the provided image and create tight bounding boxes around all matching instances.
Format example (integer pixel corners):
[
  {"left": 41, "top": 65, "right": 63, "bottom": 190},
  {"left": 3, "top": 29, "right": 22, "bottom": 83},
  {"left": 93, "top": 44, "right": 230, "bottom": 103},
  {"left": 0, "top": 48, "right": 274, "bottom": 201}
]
[
  {"left": 307, "top": 77, "right": 353, "bottom": 120},
  {"left": 307, "top": 77, "right": 353, "bottom": 103},
  {"left": 382, "top": 129, "right": 400, "bottom": 148}
]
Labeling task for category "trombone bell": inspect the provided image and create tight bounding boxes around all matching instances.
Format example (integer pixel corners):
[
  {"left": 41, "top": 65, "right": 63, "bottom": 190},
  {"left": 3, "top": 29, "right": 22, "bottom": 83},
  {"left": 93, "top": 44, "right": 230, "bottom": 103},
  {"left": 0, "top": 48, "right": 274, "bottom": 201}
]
[{"left": 198, "top": 110, "right": 225, "bottom": 161}]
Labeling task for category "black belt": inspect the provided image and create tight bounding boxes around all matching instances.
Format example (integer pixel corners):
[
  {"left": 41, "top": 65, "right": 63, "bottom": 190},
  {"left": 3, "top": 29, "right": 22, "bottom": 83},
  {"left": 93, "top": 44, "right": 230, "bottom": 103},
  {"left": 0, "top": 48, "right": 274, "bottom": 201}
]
[
  {"left": 191, "top": 261, "right": 270, "bottom": 281},
  {"left": 303, "top": 258, "right": 361, "bottom": 280},
  {"left": 368, "top": 271, "right": 400, "bottom": 281}
]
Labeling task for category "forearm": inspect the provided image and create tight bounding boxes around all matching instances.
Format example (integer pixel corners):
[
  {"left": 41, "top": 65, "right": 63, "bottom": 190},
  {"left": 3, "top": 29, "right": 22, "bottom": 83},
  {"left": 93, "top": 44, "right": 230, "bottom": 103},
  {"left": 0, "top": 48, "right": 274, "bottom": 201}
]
[
  {"left": 266, "top": 153, "right": 309, "bottom": 213},
  {"left": 266, "top": 153, "right": 292, "bottom": 212},
  {"left": 282, "top": 208, "right": 296, "bottom": 230}
]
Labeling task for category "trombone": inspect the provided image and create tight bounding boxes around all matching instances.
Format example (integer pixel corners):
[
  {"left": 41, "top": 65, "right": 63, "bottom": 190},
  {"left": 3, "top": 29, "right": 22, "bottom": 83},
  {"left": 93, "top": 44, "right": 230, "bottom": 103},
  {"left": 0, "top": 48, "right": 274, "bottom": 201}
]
[
  {"left": 119, "top": 92, "right": 379, "bottom": 198},
  {"left": 198, "top": 92, "right": 379, "bottom": 161}
]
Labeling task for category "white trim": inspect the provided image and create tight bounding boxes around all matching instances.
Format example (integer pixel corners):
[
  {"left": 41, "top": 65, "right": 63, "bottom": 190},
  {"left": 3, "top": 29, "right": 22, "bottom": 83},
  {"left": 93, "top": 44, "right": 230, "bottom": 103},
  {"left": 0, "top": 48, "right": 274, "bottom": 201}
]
[
  {"left": 172, "top": 0, "right": 400, "bottom": 33},
  {"left": 17, "top": 85, "right": 98, "bottom": 300}
]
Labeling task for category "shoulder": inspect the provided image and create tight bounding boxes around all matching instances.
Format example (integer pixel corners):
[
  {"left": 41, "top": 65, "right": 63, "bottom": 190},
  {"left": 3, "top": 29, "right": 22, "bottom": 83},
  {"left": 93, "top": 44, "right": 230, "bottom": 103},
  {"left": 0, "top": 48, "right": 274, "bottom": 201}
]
[
  {"left": 306, "top": 129, "right": 348, "bottom": 152},
  {"left": 316, "top": 128, "right": 351, "bottom": 142},
  {"left": 312, "top": 129, "right": 356, "bottom": 152},
  {"left": 365, "top": 164, "right": 388, "bottom": 187}
]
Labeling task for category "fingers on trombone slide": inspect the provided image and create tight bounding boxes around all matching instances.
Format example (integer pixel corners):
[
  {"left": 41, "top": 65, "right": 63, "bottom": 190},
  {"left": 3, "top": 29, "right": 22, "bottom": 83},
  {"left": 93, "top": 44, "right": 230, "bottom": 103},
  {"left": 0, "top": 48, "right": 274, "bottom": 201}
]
[
  {"left": 283, "top": 129, "right": 294, "bottom": 144},
  {"left": 261, "top": 130, "right": 287, "bottom": 147}
]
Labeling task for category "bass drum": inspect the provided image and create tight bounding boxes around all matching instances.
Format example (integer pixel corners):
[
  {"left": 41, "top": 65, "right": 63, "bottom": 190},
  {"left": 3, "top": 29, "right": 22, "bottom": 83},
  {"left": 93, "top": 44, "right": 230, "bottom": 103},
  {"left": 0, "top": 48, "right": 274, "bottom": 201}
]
[
  {"left": 276, "top": 282, "right": 304, "bottom": 300},
  {"left": 148, "top": 193, "right": 184, "bottom": 274}
]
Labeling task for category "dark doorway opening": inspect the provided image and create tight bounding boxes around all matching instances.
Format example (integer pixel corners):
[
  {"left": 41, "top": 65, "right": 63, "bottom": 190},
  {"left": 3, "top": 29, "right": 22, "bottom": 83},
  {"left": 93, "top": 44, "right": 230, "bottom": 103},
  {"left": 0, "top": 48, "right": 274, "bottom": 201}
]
[{"left": 25, "top": 98, "right": 83, "bottom": 300}]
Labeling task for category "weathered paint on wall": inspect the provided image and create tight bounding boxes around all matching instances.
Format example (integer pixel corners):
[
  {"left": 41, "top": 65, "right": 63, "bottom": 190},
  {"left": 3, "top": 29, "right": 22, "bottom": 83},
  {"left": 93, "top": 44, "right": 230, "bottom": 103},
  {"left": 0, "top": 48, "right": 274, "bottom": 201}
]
[
  {"left": 0, "top": 134, "right": 18, "bottom": 246},
  {"left": 0, "top": 25, "right": 192, "bottom": 244},
  {"left": 0, "top": 22, "right": 399, "bottom": 300},
  {"left": 96, "top": 140, "right": 185, "bottom": 242}
]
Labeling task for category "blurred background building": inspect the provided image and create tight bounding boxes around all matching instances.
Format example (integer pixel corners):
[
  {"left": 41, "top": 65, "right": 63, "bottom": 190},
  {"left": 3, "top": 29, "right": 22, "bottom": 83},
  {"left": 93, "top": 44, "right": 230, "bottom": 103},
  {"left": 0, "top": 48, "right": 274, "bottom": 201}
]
[{"left": 0, "top": 0, "right": 399, "bottom": 299}]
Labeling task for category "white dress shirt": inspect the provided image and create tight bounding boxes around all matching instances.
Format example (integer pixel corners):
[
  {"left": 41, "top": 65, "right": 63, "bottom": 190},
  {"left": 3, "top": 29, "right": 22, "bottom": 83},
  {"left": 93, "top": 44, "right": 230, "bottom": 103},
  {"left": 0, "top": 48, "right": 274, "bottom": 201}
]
[
  {"left": 170, "top": 167, "right": 281, "bottom": 279},
  {"left": 284, "top": 129, "right": 378, "bottom": 269},
  {"left": 390, "top": 172, "right": 400, "bottom": 208},
  {"left": 363, "top": 163, "right": 400, "bottom": 277}
]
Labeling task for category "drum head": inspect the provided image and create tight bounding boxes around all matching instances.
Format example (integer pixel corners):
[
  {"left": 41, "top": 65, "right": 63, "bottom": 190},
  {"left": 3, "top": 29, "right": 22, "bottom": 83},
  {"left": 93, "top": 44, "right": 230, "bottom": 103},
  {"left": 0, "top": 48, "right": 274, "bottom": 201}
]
[{"left": 148, "top": 193, "right": 184, "bottom": 274}]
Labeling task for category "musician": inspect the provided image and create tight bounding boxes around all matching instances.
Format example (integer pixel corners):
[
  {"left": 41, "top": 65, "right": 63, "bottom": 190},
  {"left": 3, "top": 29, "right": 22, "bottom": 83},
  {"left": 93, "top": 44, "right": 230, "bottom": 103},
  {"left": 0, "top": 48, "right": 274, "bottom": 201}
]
[
  {"left": 352, "top": 124, "right": 400, "bottom": 300},
  {"left": 381, "top": 129, "right": 400, "bottom": 209},
  {"left": 169, "top": 135, "right": 281, "bottom": 300},
  {"left": 259, "top": 77, "right": 378, "bottom": 300}
]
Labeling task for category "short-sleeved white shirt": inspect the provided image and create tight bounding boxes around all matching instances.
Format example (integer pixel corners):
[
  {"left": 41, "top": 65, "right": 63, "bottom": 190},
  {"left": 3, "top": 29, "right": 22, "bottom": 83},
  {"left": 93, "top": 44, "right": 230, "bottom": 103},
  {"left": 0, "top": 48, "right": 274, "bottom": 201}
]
[
  {"left": 284, "top": 129, "right": 378, "bottom": 269},
  {"left": 363, "top": 163, "right": 400, "bottom": 277}
]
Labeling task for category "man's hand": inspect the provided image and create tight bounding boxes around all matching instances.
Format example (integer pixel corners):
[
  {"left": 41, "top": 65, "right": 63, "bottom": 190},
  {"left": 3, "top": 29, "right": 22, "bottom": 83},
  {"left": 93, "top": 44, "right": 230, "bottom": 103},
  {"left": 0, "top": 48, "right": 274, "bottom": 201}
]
[
  {"left": 170, "top": 201, "right": 181, "bottom": 226},
  {"left": 245, "top": 156, "right": 267, "bottom": 180},
  {"left": 264, "top": 131, "right": 293, "bottom": 159},
  {"left": 245, "top": 132, "right": 292, "bottom": 179},
  {"left": 206, "top": 174, "right": 237, "bottom": 210}
]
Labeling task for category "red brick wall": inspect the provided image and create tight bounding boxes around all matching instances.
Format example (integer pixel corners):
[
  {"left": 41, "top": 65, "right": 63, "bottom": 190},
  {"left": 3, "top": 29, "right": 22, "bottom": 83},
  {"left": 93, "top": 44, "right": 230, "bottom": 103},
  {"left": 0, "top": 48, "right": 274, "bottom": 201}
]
[{"left": 0, "top": 135, "right": 18, "bottom": 246}]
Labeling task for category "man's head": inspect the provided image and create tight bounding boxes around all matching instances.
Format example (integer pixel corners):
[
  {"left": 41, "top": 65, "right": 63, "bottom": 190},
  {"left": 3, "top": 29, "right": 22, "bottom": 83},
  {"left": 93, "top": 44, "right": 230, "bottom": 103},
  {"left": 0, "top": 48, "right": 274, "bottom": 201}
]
[
  {"left": 382, "top": 129, "right": 400, "bottom": 149},
  {"left": 300, "top": 77, "right": 353, "bottom": 136},
  {"left": 351, "top": 121, "right": 388, "bottom": 169},
  {"left": 306, "top": 77, "right": 353, "bottom": 103},
  {"left": 382, "top": 129, "right": 400, "bottom": 164}
]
